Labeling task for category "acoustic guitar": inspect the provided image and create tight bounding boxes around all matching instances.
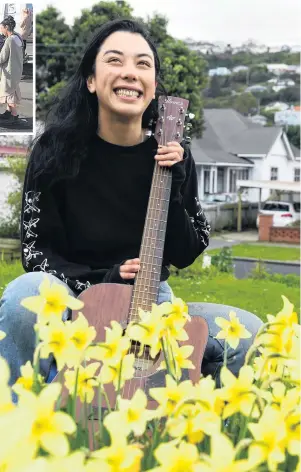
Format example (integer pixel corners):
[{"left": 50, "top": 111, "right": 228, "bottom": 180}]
[{"left": 53, "top": 96, "right": 208, "bottom": 413}]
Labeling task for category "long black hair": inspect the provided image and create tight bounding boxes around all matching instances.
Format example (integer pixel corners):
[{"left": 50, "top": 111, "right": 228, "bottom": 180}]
[{"left": 31, "top": 19, "right": 165, "bottom": 183}]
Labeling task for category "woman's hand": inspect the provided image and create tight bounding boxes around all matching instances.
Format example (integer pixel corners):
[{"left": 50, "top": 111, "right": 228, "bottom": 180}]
[
  {"left": 119, "top": 258, "right": 140, "bottom": 280},
  {"left": 154, "top": 141, "right": 184, "bottom": 167}
]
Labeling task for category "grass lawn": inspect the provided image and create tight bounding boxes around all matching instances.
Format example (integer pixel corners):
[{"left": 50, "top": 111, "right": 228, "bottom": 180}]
[
  {"left": 169, "top": 274, "right": 300, "bottom": 322},
  {"left": 207, "top": 244, "right": 300, "bottom": 262},
  {"left": 0, "top": 261, "right": 299, "bottom": 324}
]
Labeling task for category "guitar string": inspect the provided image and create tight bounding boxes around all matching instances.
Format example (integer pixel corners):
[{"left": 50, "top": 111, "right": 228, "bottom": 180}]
[
  {"left": 127, "top": 99, "right": 185, "bottom": 395},
  {"left": 122, "top": 96, "right": 168, "bottom": 400},
  {"left": 124, "top": 98, "right": 187, "bottom": 399},
  {"left": 138, "top": 100, "right": 182, "bottom": 389}
]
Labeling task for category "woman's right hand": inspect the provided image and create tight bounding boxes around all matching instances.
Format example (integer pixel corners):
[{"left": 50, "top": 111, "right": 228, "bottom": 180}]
[{"left": 119, "top": 258, "right": 140, "bottom": 280}]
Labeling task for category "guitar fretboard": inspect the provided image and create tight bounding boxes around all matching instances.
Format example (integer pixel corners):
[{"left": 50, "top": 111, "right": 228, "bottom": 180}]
[{"left": 128, "top": 164, "right": 172, "bottom": 322}]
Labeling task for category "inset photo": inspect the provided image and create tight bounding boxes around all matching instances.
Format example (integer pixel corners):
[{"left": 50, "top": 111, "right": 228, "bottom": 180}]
[{"left": 0, "top": 4, "right": 34, "bottom": 133}]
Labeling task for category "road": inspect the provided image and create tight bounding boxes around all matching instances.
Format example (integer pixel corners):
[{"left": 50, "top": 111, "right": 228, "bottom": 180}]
[
  {"left": 233, "top": 259, "right": 299, "bottom": 278},
  {"left": 0, "top": 40, "right": 33, "bottom": 133}
]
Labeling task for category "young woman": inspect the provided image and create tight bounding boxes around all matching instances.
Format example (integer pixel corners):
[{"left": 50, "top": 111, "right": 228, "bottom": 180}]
[
  {"left": 0, "top": 19, "right": 261, "bottom": 389},
  {"left": 0, "top": 16, "right": 23, "bottom": 123}
]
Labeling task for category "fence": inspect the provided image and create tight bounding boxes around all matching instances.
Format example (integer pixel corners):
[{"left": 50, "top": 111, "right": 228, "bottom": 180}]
[{"left": 202, "top": 202, "right": 258, "bottom": 232}]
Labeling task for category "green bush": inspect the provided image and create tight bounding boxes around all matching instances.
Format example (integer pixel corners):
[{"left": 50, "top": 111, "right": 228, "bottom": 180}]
[
  {"left": 211, "top": 246, "right": 234, "bottom": 273},
  {"left": 0, "top": 156, "right": 28, "bottom": 239}
]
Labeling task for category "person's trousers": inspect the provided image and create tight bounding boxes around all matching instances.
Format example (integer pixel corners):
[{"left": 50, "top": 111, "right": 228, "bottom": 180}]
[{"left": 0, "top": 272, "right": 262, "bottom": 390}]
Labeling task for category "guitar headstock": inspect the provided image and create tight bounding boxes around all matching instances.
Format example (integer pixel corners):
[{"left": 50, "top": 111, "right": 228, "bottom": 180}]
[{"left": 154, "top": 96, "right": 189, "bottom": 145}]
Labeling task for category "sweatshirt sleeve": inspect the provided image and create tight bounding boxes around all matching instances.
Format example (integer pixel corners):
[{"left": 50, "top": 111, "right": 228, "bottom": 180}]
[
  {"left": 21, "top": 160, "right": 119, "bottom": 293},
  {"left": 164, "top": 146, "right": 211, "bottom": 269}
]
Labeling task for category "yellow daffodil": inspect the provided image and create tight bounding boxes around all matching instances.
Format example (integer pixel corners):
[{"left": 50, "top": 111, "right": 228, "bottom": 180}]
[
  {"left": 0, "top": 330, "right": 6, "bottom": 340},
  {"left": 21, "top": 277, "right": 83, "bottom": 323},
  {"left": 0, "top": 357, "right": 15, "bottom": 415},
  {"left": 89, "top": 417, "right": 142, "bottom": 472},
  {"left": 105, "top": 389, "right": 153, "bottom": 436},
  {"left": 99, "top": 353, "right": 135, "bottom": 389},
  {"left": 64, "top": 362, "right": 100, "bottom": 403},
  {"left": 199, "top": 434, "right": 251, "bottom": 472},
  {"left": 166, "top": 402, "right": 221, "bottom": 444},
  {"left": 86, "top": 320, "right": 130, "bottom": 364},
  {"left": 157, "top": 298, "right": 190, "bottom": 341},
  {"left": 280, "top": 409, "right": 300, "bottom": 457},
  {"left": 149, "top": 440, "right": 203, "bottom": 472},
  {"left": 127, "top": 308, "right": 164, "bottom": 358},
  {"left": 194, "top": 376, "right": 224, "bottom": 416},
  {"left": 149, "top": 375, "right": 195, "bottom": 416},
  {"left": 39, "top": 320, "right": 73, "bottom": 371},
  {"left": 17, "top": 383, "right": 76, "bottom": 457},
  {"left": 66, "top": 312, "right": 96, "bottom": 366},
  {"left": 12, "top": 360, "right": 43, "bottom": 396},
  {"left": 158, "top": 339, "right": 195, "bottom": 381},
  {"left": 248, "top": 406, "right": 286, "bottom": 471},
  {"left": 220, "top": 366, "right": 259, "bottom": 419},
  {"left": 267, "top": 295, "right": 299, "bottom": 328},
  {"left": 215, "top": 311, "right": 252, "bottom": 350}
]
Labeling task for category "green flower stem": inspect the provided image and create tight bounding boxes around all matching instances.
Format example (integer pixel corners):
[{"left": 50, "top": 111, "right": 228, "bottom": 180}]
[
  {"left": 102, "top": 386, "right": 112, "bottom": 413},
  {"left": 72, "top": 367, "right": 80, "bottom": 421},
  {"left": 98, "top": 385, "right": 103, "bottom": 447},
  {"left": 115, "top": 359, "right": 123, "bottom": 410},
  {"left": 161, "top": 338, "right": 174, "bottom": 381},
  {"left": 84, "top": 394, "right": 89, "bottom": 448},
  {"left": 89, "top": 402, "right": 96, "bottom": 451}
]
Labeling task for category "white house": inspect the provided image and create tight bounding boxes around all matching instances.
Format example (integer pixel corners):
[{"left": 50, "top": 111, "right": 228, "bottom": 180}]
[
  {"left": 191, "top": 109, "right": 300, "bottom": 203},
  {"left": 275, "top": 109, "right": 301, "bottom": 126},
  {"left": 264, "top": 102, "right": 289, "bottom": 112},
  {"left": 208, "top": 67, "right": 231, "bottom": 77}
]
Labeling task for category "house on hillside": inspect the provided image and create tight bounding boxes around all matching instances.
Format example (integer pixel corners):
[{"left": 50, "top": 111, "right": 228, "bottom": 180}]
[
  {"left": 191, "top": 109, "right": 300, "bottom": 202},
  {"left": 274, "top": 108, "right": 301, "bottom": 126}
]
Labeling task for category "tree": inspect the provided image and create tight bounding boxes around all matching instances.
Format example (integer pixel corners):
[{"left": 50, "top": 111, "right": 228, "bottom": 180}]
[
  {"left": 286, "top": 126, "right": 300, "bottom": 149},
  {"left": 146, "top": 13, "right": 169, "bottom": 44},
  {"left": 66, "top": 1, "right": 133, "bottom": 77},
  {"left": 232, "top": 93, "right": 258, "bottom": 115},
  {"left": 36, "top": 7, "right": 73, "bottom": 94},
  {"left": 279, "top": 86, "right": 300, "bottom": 104},
  {"left": 207, "top": 75, "right": 221, "bottom": 98}
]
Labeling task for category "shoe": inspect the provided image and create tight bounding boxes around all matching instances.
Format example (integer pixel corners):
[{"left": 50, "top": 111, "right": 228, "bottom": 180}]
[{"left": 0, "top": 110, "right": 11, "bottom": 119}]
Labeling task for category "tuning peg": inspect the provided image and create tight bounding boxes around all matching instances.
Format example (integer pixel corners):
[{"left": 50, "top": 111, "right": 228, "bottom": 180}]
[
  {"left": 185, "top": 123, "right": 192, "bottom": 130},
  {"left": 185, "top": 136, "right": 191, "bottom": 143}
]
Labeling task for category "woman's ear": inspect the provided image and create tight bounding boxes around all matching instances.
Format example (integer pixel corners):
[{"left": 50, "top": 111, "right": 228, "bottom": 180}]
[{"left": 86, "top": 75, "right": 96, "bottom": 94}]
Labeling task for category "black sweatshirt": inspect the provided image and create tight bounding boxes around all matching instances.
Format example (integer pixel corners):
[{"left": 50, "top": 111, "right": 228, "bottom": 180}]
[{"left": 21, "top": 135, "right": 211, "bottom": 294}]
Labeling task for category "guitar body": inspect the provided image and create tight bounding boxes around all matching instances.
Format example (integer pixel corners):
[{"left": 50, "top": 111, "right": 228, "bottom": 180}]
[{"left": 70, "top": 283, "right": 208, "bottom": 410}]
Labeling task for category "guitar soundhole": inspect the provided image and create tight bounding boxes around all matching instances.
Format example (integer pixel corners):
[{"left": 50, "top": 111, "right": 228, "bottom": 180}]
[{"left": 129, "top": 341, "right": 160, "bottom": 378}]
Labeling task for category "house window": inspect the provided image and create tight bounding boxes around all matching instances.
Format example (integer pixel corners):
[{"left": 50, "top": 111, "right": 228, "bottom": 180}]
[
  {"left": 229, "top": 169, "right": 237, "bottom": 192},
  {"left": 242, "top": 169, "right": 249, "bottom": 180},
  {"left": 217, "top": 168, "right": 225, "bottom": 193},
  {"left": 294, "top": 168, "right": 300, "bottom": 182},
  {"left": 270, "top": 167, "right": 278, "bottom": 181}
]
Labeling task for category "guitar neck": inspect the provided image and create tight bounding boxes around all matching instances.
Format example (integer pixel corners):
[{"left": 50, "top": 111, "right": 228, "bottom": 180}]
[{"left": 129, "top": 163, "right": 172, "bottom": 322}]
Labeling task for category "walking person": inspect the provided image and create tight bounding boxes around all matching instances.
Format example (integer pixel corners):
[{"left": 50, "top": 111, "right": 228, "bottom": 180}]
[
  {"left": 20, "top": 8, "right": 32, "bottom": 61},
  {"left": 0, "top": 16, "right": 23, "bottom": 124}
]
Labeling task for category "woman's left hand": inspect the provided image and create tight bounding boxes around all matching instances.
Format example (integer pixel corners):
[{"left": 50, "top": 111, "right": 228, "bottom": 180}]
[{"left": 154, "top": 141, "right": 184, "bottom": 167}]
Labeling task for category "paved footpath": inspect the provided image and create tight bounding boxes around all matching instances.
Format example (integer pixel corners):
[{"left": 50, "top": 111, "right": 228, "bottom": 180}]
[
  {"left": 209, "top": 230, "right": 300, "bottom": 250},
  {"left": 0, "top": 40, "right": 33, "bottom": 133}
]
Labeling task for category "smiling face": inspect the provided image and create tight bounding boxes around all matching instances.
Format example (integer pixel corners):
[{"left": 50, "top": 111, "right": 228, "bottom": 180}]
[{"left": 87, "top": 31, "right": 157, "bottom": 122}]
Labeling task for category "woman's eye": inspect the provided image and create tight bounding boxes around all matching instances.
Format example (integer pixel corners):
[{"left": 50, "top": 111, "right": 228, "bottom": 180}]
[
  {"left": 108, "top": 57, "right": 121, "bottom": 63},
  {"left": 138, "top": 61, "right": 150, "bottom": 67}
]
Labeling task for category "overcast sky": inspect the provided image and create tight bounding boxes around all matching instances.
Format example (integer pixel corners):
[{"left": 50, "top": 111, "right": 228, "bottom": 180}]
[{"left": 35, "top": 0, "right": 301, "bottom": 46}]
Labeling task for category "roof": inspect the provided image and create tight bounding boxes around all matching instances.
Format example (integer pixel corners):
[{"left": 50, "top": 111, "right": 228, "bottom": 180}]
[
  {"left": 291, "top": 144, "right": 300, "bottom": 158},
  {"left": 236, "top": 180, "right": 300, "bottom": 192}
]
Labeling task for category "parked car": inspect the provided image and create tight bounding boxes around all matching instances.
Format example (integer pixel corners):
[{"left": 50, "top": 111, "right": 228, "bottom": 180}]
[
  {"left": 256, "top": 201, "right": 300, "bottom": 228},
  {"left": 203, "top": 193, "right": 248, "bottom": 205}
]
